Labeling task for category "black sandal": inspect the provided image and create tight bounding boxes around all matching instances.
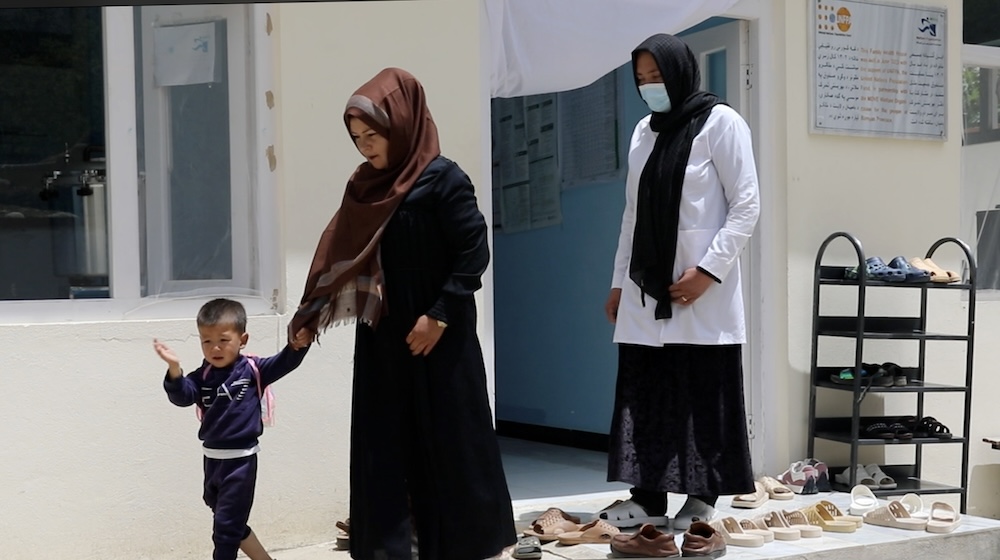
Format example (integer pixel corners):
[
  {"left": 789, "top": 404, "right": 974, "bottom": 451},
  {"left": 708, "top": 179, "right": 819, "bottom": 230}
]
[
  {"left": 862, "top": 422, "right": 896, "bottom": 439},
  {"left": 914, "top": 416, "right": 952, "bottom": 439}
]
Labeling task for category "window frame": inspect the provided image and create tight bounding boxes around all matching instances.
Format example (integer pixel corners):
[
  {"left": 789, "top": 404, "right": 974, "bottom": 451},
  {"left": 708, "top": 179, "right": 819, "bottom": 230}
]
[{"left": 0, "top": 5, "right": 281, "bottom": 324}]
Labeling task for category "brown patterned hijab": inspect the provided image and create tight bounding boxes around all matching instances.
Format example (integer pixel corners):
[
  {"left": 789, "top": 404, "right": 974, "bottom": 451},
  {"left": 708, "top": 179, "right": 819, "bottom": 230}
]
[{"left": 291, "top": 68, "right": 441, "bottom": 339}]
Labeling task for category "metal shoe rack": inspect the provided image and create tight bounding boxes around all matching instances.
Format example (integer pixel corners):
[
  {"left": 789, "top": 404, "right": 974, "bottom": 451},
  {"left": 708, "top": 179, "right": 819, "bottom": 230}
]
[{"left": 806, "top": 232, "right": 976, "bottom": 513}]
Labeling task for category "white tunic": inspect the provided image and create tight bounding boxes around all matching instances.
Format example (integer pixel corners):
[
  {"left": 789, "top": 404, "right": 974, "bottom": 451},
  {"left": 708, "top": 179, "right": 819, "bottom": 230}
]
[{"left": 611, "top": 105, "right": 760, "bottom": 346}]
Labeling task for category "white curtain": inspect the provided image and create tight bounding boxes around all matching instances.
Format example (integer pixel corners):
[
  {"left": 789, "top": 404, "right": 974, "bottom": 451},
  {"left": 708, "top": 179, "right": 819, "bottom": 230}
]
[{"left": 485, "top": 0, "right": 741, "bottom": 98}]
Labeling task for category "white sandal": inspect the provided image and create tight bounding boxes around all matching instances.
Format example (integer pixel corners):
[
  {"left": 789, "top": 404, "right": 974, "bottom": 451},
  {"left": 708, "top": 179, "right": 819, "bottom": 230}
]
[
  {"left": 835, "top": 465, "right": 878, "bottom": 489},
  {"left": 596, "top": 499, "right": 668, "bottom": 528},
  {"left": 849, "top": 484, "right": 879, "bottom": 516},
  {"left": 864, "top": 463, "right": 897, "bottom": 489}
]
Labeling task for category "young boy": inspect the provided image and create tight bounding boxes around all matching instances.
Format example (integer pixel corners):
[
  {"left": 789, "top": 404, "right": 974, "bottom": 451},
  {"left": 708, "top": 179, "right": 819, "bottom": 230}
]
[{"left": 154, "top": 298, "right": 311, "bottom": 560}]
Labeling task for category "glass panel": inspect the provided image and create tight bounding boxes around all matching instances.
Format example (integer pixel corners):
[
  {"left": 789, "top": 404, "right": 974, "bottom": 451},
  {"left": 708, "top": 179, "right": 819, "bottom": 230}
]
[
  {"left": 706, "top": 49, "right": 728, "bottom": 102},
  {"left": 136, "top": 11, "right": 235, "bottom": 293},
  {"left": 962, "top": 64, "right": 1000, "bottom": 292},
  {"left": 0, "top": 8, "right": 108, "bottom": 300},
  {"left": 167, "top": 28, "right": 232, "bottom": 281},
  {"left": 964, "top": 0, "right": 1000, "bottom": 46},
  {"left": 963, "top": 66, "right": 1000, "bottom": 145}
]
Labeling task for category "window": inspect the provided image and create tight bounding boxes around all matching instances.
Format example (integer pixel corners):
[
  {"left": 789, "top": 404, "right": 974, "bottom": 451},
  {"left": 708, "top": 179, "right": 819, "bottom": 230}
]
[
  {"left": 0, "top": 8, "right": 107, "bottom": 300},
  {"left": 0, "top": 5, "right": 277, "bottom": 317},
  {"left": 962, "top": 1, "right": 1000, "bottom": 292}
]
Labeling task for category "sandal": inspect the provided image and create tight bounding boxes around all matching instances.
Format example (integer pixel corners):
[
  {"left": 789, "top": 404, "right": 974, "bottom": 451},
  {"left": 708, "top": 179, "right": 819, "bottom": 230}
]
[
  {"left": 926, "top": 501, "right": 961, "bottom": 533},
  {"left": 914, "top": 416, "right": 953, "bottom": 439},
  {"left": 849, "top": 484, "right": 880, "bottom": 515},
  {"left": 864, "top": 500, "right": 928, "bottom": 530},
  {"left": 836, "top": 465, "right": 879, "bottom": 489},
  {"left": 779, "top": 510, "right": 823, "bottom": 538},
  {"left": 815, "top": 499, "right": 863, "bottom": 528},
  {"left": 750, "top": 511, "right": 801, "bottom": 541},
  {"left": 523, "top": 517, "right": 581, "bottom": 542},
  {"left": 864, "top": 464, "right": 897, "bottom": 489},
  {"left": 597, "top": 498, "right": 668, "bottom": 528},
  {"left": 731, "top": 481, "right": 769, "bottom": 509},
  {"left": 830, "top": 364, "right": 893, "bottom": 386},
  {"left": 845, "top": 256, "right": 906, "bottom": 282},
  {"left": 861, "top": 422, "right": 896, "bottom": 439},
  {"left": 900, "top": 493, "right": 928, "bottom": 520},
  {"left": 531, "top": 507, "right": 581, "bottom": 525},
  {"left": 758, "top": 476, "right": 794, "bottom": 500},
  {"left": 736, "top": 518, "right": 774, "bottom": 542},
  {"left": 888, "top": 422, "right": 913, "bottom": 440},
  {"left": 512, "top": 535, "right": 542, "bottom": 560},
  {"left": 709, "top": 517, "right": 765, "bottom": 547},
  {"left": 555, "top": 519, "right": 621, "bottom": 545},
  {"left": 797, "top": 503, "right": 857, "bottom": 533}
]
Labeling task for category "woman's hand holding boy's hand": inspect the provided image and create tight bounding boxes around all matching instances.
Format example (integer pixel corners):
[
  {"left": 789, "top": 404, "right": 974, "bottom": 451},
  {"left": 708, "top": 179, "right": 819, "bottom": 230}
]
[
  {"left": 406, "top": 315, "right": 446, "bottom": 356},
  {"left": 153, "top": 339, "right": 183, "bottom": 379},
  {"left": 290, "top": 328, "right": 313, "bottom": 350}
]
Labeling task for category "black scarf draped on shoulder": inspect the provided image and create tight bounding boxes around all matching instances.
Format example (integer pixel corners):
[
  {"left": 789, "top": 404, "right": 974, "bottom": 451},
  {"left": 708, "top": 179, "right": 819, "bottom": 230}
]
[{"left": 629, "top": 33, "right": 721, "bottom": 320}]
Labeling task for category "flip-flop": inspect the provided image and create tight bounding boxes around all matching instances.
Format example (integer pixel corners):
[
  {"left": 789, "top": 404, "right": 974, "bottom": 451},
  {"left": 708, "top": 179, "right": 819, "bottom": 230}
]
[
  {"left": 598, "top": 498, "right": 668, "bottom": 528},
  {"left": 926, "top": 502, "right": 961, "bottom": 533},
  {"left": 731, "top": 481, "right": 769, "bottom": 509},
  {"left": 864, "top": 500, "right": 928, "bottom": 530},
  {"left": 511, "top": 535, "right": 542, "bottom": 560},
  {"left": 555, "top": 519, "right": 620, "bottom": 545},
  {"left": 849, "top": 484, "right": 879, "bottom": 515}
]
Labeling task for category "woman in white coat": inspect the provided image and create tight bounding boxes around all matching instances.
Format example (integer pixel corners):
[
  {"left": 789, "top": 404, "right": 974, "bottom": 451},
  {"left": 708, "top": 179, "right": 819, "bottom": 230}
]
[{"left": 601, "top": 33, "right": 760, "bottom": 530}]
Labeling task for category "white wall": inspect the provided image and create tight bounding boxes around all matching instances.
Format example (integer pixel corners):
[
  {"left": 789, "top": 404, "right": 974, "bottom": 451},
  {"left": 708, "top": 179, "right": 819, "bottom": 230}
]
[{"left": 0, "top": 2, "right": 485, "bottom": 558}]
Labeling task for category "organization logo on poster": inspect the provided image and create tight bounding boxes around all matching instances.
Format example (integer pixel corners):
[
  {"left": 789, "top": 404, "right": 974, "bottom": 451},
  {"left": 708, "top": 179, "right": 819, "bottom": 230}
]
[
  {"left": 816, "top": 4, "right": 853, "bottom": 36},
  {"left": 915, "top": 14, "right": 942, "bottom": 45}
]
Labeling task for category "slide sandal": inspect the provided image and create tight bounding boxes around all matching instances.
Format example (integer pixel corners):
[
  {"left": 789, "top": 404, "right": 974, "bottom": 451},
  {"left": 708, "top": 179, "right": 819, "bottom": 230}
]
[
  {"left": 731, "top": 481, "right": 769, "bottom": 509},
  {"left": 523, "top": 518, "right": 580, "bottom": 542},
  {"left": 845, "top": 256, "right": 906, "bottom": 281},
  {"left": 556, "top": 519, "right": 620, "bottom": 545},
  {"left": 759, "top": 476, "right": 794, "bottom": 500},
  {"left": 512, "top": 535, "right": 542, "bottom": 559},
  {"left": 926, "top": 502, "right": 961, "bottom": 533},
  {"left": 900, "top": 493, "right": 928, "bottom": 520},
  {"left": 598, "top": 499, "right": 668, "bottom": 528},
  {"left": 849, "top": 484, "right": 879, "bottom": 515},
  {"left": 864, "top": 463, "right": 897, "bottom": 489},
  {"left": 864, "top": 501, "right": 928, "bottom": 530}
]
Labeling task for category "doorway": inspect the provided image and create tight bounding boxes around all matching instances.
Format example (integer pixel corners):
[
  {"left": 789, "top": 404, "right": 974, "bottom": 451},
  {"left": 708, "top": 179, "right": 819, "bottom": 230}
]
[{"left": 491, "top": 16, "right": 765, "bottom": 477}]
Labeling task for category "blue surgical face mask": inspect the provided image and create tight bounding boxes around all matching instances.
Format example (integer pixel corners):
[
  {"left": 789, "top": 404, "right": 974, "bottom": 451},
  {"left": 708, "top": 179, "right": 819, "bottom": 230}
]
[{"left": 638, "top": 83, "right": 672, "bottom": 113}]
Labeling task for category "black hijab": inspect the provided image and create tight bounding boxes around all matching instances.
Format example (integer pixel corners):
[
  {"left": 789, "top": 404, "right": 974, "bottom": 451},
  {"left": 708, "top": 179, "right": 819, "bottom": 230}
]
[{"left": 628, "top": 33, "right": 721, "bottom": 320}]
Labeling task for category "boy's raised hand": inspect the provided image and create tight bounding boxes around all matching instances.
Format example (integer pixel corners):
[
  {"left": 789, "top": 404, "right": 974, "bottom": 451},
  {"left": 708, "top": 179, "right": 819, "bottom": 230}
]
[{"left": 153, "top": 339, "right": 183, "bottom": 379}]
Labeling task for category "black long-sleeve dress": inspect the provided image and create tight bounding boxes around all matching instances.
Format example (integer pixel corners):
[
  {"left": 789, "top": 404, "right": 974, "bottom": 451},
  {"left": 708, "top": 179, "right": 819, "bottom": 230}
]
[{"left": 348, "top": 156, "right": 516, "bottom": 560}]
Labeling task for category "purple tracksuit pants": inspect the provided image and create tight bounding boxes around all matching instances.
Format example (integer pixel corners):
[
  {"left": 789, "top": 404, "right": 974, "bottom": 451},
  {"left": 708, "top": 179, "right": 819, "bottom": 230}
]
[{"left": 203, "top": 454, "right": 257, "bottom": 560}]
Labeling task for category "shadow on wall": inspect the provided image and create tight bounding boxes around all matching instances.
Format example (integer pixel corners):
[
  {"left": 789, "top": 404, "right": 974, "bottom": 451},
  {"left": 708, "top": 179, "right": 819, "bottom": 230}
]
[{"left": 969, "top": 463, "right": 1000, "bottom": 519}]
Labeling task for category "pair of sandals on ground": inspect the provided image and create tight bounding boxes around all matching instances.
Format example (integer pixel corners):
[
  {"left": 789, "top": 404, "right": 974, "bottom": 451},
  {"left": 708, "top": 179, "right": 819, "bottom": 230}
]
[{"left": 844, "top": 256, "right": 960, "bottom": 283}]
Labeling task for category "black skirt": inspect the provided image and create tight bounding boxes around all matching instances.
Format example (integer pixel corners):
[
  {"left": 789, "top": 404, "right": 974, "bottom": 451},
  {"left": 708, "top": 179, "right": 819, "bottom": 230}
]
[{"left": 607, "top": 343, "right": 755, "bottom": 497}]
